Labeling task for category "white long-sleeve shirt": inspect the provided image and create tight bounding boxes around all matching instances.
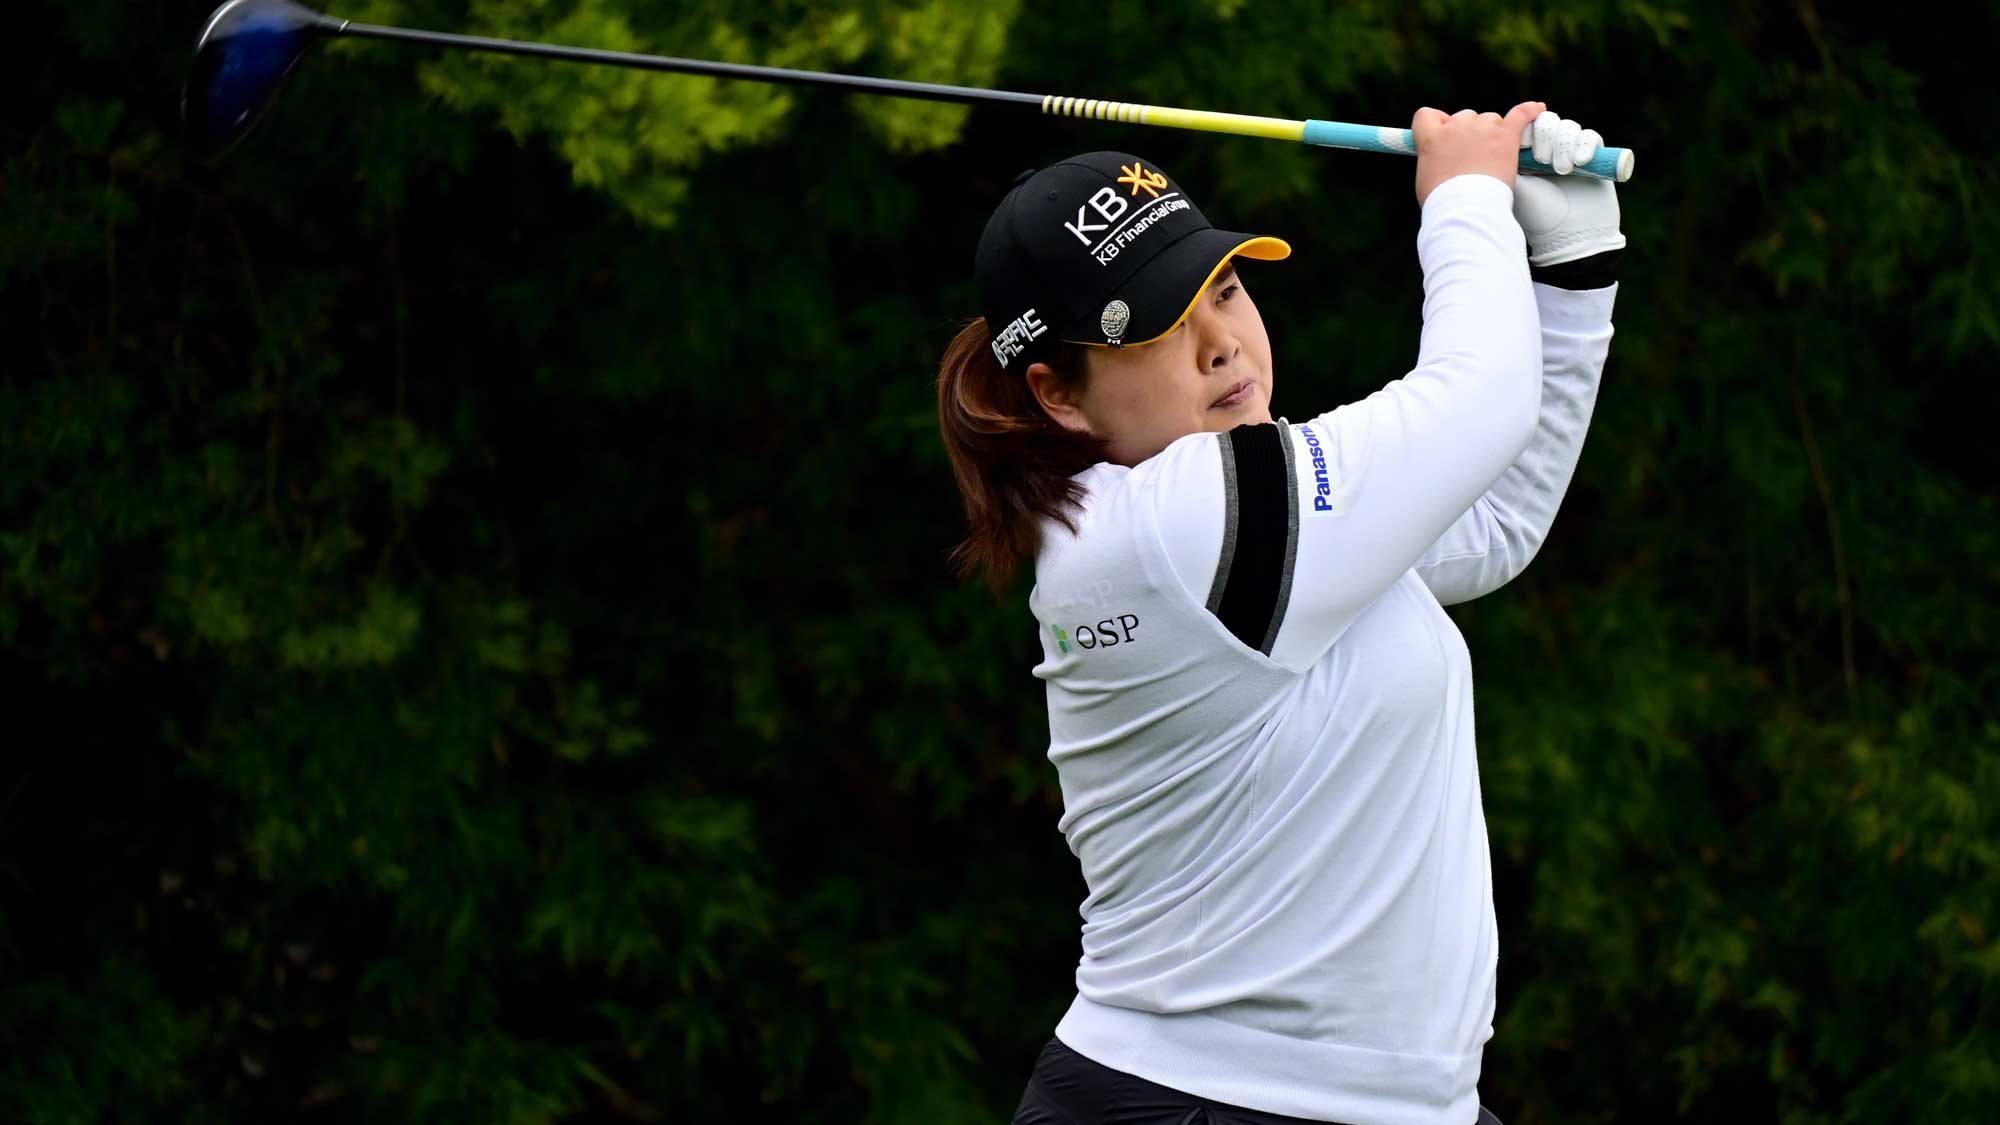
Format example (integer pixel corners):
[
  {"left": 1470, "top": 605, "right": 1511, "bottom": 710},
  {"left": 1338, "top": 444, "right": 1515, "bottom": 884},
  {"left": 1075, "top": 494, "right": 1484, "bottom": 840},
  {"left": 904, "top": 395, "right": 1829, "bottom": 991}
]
[{"left": 1026, "top": 173, "right": 1618, "bottom": 1125}]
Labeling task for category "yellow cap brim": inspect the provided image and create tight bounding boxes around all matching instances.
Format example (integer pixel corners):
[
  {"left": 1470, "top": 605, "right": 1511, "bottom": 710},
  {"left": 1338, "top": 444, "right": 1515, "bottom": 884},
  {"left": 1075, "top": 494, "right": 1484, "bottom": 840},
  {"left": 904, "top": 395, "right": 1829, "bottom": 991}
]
[{"left": 1068, "top": 234, "right": 1292, "bottom": 351}]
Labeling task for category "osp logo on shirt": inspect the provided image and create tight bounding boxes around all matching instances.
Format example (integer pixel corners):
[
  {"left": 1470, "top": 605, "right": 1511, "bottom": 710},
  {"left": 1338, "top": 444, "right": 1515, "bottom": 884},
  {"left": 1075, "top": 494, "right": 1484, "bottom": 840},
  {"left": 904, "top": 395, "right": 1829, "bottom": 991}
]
[{"left": 1050, "top": 615, "right": 1141, "bottom": 654}]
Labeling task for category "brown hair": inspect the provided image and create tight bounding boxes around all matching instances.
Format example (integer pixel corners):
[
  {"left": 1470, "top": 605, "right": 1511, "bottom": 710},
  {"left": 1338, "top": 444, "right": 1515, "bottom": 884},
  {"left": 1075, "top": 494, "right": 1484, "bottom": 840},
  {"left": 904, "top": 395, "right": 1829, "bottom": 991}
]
[{"left": 936, "top": 318, "right": 1107, "bottom": 590}]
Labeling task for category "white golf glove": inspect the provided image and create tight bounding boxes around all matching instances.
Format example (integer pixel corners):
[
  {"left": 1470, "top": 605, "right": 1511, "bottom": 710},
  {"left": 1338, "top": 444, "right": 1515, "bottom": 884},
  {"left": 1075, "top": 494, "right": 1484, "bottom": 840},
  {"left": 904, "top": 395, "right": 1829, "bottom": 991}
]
[{"left": 1512, "top": 110, "right": 1625, "bottom": 268}]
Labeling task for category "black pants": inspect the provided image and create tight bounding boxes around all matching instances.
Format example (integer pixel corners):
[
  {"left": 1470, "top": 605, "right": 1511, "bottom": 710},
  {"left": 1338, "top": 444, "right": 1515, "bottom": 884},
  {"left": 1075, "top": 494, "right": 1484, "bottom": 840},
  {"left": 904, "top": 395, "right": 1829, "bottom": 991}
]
[{"left": 1012, "top": 1037, "right": 1504, "bottom": 1125}]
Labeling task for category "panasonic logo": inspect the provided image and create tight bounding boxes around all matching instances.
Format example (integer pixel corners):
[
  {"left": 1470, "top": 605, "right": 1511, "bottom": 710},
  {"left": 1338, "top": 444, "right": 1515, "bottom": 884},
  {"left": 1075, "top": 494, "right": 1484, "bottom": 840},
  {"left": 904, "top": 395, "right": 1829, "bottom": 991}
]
[{"left": 1299, "top": 423, "right": 1341, "bottom": 515}]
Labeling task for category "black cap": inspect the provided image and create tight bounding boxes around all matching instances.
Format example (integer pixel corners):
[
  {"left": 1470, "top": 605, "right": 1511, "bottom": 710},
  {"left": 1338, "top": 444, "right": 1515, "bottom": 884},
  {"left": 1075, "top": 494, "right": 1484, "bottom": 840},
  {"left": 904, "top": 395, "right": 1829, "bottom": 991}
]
[{"left": 975, "top": 151, "right": 1290, "bottom": 372}]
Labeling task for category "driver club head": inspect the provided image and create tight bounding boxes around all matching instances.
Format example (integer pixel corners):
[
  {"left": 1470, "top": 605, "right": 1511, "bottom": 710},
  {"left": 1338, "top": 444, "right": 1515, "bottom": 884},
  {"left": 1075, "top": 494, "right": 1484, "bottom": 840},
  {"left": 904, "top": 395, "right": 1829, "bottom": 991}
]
[{"left": 184, "top": 0, "right": 338, "bottom": 157}]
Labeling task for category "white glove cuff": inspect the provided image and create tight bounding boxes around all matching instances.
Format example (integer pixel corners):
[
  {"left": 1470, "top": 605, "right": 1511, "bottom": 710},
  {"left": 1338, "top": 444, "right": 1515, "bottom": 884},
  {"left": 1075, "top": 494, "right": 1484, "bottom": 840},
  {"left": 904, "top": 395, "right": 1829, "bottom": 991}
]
[{"left": 1528, "top": 227, "right": 1628, "bottom": 269}]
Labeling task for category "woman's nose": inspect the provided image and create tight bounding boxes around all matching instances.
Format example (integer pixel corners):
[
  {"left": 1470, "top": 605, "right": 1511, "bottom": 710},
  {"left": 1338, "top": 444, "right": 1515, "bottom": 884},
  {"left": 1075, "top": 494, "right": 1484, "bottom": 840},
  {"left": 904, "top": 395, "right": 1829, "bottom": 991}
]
[{"left": 1202, "top": 323, "right": 1240, "bottom": 370}]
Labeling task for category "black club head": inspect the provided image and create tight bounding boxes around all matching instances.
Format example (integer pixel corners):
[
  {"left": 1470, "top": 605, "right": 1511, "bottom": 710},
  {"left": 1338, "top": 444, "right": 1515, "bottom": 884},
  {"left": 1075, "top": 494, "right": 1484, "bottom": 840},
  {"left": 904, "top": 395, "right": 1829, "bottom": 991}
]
[{"left": 184, "top": 0, "right": 338, "bottom": 157}]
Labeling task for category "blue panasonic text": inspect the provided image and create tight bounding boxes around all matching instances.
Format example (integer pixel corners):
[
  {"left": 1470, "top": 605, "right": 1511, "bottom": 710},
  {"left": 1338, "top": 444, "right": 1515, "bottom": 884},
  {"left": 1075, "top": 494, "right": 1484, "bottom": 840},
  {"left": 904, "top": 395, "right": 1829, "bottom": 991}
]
[{"left": 1300, "top": 424, "right": 1334, "bottom": 512}]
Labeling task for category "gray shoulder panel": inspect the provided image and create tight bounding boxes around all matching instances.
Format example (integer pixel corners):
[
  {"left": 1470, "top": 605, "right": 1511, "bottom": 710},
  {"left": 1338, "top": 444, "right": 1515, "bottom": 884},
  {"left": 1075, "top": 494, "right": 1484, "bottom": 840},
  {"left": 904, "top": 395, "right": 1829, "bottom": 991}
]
[
  {"left": 1258, "top": 420, "right": 1301, "bottom": 656},
  {"left": 1205, "top": 433, "right": 1241, "bottom": 615}
]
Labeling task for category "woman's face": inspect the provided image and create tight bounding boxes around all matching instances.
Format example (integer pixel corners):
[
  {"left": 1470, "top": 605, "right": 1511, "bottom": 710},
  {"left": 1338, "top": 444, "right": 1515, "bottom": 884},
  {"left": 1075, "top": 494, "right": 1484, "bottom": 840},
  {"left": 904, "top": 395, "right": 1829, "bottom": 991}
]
[{"left": 1029, "top": 262, "right": 1275, "bottom": 466}]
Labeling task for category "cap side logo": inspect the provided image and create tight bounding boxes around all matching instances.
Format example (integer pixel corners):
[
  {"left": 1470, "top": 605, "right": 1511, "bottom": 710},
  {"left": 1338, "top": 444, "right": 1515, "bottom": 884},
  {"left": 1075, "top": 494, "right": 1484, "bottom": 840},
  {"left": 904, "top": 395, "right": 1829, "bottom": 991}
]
[
  {"left": 1117, "top": 163, "right": 1168, "bottom": 198},
  {"left": 991, "top": 308, "right": 1048, "bottom": 368}
]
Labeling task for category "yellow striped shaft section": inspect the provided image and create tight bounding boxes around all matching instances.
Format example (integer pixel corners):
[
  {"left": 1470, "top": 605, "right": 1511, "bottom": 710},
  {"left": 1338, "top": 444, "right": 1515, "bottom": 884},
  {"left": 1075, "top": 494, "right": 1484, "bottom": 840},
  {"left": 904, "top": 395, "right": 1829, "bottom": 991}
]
[{"left": 1040, "top": 95, "right": 1306, "bottom": 142}]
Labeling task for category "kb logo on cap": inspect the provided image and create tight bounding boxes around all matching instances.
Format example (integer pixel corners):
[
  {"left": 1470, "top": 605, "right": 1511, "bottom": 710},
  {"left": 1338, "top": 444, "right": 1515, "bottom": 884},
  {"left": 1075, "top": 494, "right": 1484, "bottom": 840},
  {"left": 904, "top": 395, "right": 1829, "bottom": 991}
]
[
  {"left": 1062, "top": 162, "right": 1174, "bottom": 252},
  {"left": 1116, "top": 163, "right": 1168, "bottom": 199},
  {"left": 1061, "top": 167, "right": 1191, "bottom": 267}
]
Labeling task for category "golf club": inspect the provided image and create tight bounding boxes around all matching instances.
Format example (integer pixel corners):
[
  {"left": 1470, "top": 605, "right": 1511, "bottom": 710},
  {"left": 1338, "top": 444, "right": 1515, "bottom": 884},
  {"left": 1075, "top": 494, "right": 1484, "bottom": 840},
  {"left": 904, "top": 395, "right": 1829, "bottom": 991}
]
[{"left": 184, "top": 0, "right": 1637, "bottom": 181}]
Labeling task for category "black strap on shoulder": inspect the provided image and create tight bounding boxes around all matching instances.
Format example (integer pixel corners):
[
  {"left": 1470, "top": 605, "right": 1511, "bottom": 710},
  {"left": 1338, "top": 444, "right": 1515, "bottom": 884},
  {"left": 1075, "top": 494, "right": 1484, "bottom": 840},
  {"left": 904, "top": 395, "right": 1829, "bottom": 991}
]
[{"left": 1206, "top": 422, "right": 1299, "bottom": 655}]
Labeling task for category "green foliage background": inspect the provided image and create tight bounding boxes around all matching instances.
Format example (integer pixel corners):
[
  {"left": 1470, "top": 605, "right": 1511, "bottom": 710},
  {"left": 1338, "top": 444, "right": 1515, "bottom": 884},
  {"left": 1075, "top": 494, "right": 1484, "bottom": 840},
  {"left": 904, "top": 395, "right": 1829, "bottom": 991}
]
[{"left": 5, "top": 0, "right": 1996, "bottom": 1121}]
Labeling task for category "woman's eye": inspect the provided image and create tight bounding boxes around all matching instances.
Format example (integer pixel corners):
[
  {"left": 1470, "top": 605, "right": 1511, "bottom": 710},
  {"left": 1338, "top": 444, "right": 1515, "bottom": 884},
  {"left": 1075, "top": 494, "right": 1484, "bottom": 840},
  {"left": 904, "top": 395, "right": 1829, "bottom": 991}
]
[{"left": 1218, "top": 284, "right": 1240, "bottom": 303}]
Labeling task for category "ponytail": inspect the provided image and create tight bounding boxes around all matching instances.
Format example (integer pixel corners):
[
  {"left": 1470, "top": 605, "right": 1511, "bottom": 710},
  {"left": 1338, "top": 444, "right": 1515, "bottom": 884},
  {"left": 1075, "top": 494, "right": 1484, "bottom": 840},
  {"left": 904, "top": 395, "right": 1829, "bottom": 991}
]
[{"left": 936, "top": 319, "right": 1105, "bottom": 591}]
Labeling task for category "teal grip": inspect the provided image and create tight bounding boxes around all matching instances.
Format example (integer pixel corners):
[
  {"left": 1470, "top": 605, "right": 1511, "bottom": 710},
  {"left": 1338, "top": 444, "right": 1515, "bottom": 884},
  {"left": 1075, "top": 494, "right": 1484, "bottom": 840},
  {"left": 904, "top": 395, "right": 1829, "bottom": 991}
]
[
  {"left": 1301, "top": 119, "right": 1634, "bottom": 182},
  {"left": 1301, "top": 120, "right": 1416, "bottom": 156}
]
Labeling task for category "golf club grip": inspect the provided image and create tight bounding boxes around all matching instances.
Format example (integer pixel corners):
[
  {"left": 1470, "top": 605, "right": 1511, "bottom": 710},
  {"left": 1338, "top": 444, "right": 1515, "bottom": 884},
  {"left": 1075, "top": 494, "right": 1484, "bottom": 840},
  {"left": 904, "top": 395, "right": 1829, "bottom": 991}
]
[
  {"left": 1037, "top": 99, "right": 1635, "bottom": 182},
  {"left": 1301, "top": 120, "right": 1634, "bottom": 182}
]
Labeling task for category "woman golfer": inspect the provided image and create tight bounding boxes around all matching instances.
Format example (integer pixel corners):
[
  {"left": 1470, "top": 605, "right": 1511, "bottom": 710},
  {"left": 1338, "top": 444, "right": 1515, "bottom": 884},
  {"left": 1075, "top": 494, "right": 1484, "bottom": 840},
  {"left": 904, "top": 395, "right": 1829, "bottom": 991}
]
[{"left": 938, "top": 100, "right": 1622, "bottom": 1125}]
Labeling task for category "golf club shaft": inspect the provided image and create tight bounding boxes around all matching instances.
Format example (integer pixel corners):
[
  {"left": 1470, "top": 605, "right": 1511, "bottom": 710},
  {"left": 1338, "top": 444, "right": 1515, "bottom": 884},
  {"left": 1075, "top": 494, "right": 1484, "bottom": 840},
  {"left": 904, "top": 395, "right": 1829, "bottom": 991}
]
[{"left": 332, "top": 19, "right": 1635, "bottom": 182}]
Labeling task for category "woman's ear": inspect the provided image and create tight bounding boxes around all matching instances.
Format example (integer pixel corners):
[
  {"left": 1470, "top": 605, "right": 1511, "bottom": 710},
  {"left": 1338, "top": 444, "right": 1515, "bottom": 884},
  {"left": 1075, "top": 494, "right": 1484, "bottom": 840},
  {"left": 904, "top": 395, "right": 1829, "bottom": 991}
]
[{"left": 1025, "top": 362, "right": 1093, "bottom": 436}]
